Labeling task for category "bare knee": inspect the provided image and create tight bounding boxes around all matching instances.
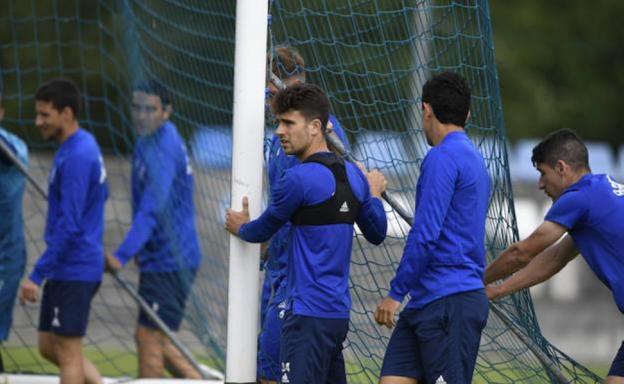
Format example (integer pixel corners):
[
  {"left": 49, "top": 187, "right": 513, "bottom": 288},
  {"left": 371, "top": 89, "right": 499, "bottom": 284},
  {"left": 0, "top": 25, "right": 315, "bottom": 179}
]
[{"left": 37, "top": 332, "right": 56, "bottom": 363}]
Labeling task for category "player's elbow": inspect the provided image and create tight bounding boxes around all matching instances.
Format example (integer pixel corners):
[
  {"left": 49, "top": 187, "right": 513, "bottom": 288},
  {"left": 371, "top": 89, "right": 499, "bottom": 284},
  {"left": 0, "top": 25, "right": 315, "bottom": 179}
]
[{"left": 511, "top": 242, "right": 535, "bottom": 266}]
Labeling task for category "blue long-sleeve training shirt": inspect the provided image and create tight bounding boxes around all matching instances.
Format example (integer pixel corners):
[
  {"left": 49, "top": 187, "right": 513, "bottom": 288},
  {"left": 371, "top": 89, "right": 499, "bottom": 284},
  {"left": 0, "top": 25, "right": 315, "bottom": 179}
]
[
  {"left": 30, "top": 129, "right": 109, "bottom": 285},
  {"left": 241, "top": 152, "right": 386, "bottom": 318},
  {"left": 389, "top": 131, "right": 491, "bottom": 309},
  {"left": 264, "top": 115, "right": 350, "bottom": 303},
  {"left": 0, "top": 128, "right": 27, "bottom": 276},
  {"left": 115, "top": 121, "right": 201, "bottom": 272},
  {"left": 545, "top": 173, "right": 624, "bottom": 312}
]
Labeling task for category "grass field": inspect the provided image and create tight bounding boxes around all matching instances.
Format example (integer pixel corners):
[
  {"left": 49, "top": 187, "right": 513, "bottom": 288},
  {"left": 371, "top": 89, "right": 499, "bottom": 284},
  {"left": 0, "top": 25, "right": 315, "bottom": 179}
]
[{"left": 2, "top": 346, "right": 608, "bottom": 382}]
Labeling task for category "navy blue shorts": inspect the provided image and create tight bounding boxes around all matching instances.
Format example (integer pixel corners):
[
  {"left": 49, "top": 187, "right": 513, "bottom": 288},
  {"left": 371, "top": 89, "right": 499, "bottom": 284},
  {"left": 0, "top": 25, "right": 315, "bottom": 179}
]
[
  {"left": 381, "top": 289, "right": 489, "bottom": 384},
  {"left": 608, "top": 341, "right": 624, "bottom": 377},
  {"left": 280, "top": 313, "right": 349, "bottom": 384},
  {"left": 257, "top": 298, "right": 287, "bottom": 381},
  {"left": 138, "top": 269, "right": 196, "bottom": 332},
  {"left": 39, "top": 280, "right": 100, "bottom": 337}
]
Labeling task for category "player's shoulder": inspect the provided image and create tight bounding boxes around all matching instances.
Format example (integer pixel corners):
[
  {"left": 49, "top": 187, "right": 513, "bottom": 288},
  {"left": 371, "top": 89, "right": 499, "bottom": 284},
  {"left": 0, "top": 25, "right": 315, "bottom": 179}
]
[{"left": 67, "top": 129, "right": 102, "bottom": 160}]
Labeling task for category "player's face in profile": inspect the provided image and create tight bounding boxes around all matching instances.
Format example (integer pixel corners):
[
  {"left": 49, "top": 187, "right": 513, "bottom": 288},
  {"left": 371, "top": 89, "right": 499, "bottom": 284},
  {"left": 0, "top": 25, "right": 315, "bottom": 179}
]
[
  {"left": 275, "top": 110, "right": 312, "bottom": 156},
  {"left": 35, "top": 101, "right": 65, "bottom": 142},
  {"left": 536, "top": 162, "right": 565, "bottom": 201},
  {"left": 131, "top": 91, "right": 168, "bottom": 136}
]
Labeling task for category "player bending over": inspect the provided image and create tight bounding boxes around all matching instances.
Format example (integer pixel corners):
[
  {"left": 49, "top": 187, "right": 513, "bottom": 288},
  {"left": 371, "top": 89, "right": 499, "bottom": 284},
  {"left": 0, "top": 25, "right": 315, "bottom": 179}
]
[{"left": 486, "top": 129, "right": 624, "bottom": 384}]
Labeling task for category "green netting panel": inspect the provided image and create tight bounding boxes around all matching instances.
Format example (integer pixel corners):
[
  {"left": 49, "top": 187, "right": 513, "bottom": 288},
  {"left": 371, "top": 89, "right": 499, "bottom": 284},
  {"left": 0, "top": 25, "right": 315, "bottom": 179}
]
[
  {"left": 269, "top": 0, "right": 600, "bottom": 383},
  {"left": 0, "top": 0, "right": 235, "bottom": 377},
  {"left": 0, "top": 0, "right": 602, "bottom": 382}
]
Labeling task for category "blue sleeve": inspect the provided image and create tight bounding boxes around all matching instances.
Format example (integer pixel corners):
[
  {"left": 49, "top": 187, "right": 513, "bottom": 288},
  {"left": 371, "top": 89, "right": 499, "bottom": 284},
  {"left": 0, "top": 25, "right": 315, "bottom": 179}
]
[
  {"left": 115, "top": 149, "right": 176, "bottom": 265},
  {"left": 0, "top": 135, "right": 15, "bottom": 166},
  {"left": 239, "top": 169, "right": 304, "bottom": 243},
  {"left": 30, "top": 157, "right": 93, "bottom": 285},
  {"left": 353, "top": 167, "right": 387, "bottom": 244},
  {"left": 544, "top": 190, "right": 588, "bottom": 230},
  {"left": 388, "top": 149, "right": 458, "bottom": 302},
  {"left": 329, "top": 115, "right": 351, "bottom": 152}
]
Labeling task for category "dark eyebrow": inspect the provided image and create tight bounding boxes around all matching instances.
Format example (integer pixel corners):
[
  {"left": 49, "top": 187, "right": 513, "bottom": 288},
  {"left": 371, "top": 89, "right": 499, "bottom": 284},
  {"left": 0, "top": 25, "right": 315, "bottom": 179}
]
[{"left": 279, "top": 118, "right": 295, "bottom": 125}]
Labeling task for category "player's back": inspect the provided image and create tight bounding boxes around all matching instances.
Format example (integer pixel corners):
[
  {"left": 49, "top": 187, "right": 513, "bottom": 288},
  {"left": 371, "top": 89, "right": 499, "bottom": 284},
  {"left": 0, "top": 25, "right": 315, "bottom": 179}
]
[
  {"left": 549, "top": 173, "right": 624, "bottom": 311},
  {"left": 405, "top": 131, "right": 491, "bottom": 309},
  {"left": 44, "top": 129, "right": 108, "bottom": 282},
  {"left": 132, "top": 121, "right": 201, "bottom": 272}
]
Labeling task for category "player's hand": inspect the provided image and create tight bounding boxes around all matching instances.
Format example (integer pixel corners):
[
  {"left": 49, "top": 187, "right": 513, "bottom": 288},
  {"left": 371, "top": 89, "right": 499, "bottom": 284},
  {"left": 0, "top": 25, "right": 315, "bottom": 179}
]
[
  {"left": 486, "top": 284, "right": 504, "bottom": 300},
  {"left": 225, "top": 196, "right": 251, "bottom": 235},
  {"left": 366, "top": 169, "right": 387, "bottom": 198},
  {"left": 19, "top": 279, "right": 39, "bottom": 304},
  {"left": 375, "top": 296, "right": 401, "bottom": 328},
  {"left": 105, "top": 252, "right": 122, "bottom": 273}
]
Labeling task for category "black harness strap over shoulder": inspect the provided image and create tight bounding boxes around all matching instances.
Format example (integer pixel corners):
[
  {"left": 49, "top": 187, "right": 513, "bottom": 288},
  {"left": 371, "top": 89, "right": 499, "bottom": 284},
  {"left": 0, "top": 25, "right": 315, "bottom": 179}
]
[{"left": 291, "top": 152, "right": 362, "bottom": 226}]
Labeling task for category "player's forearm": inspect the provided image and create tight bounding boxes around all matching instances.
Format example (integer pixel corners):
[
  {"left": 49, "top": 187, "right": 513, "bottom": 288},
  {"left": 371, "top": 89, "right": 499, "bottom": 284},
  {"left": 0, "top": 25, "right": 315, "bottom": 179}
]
[
  {"left": 357, "top": 198, "right": 387, "bottom": 245},
  {"left": 115, "top": 211, "right": 158, "bottom": 265},
  {"left": 238, "top": 209, "right": 285, "bottom": 243},
  {"left": 490, "top": 246, "right": 573, "bottom": 299},
  {"left": 485, "top": 243, "right": 533, "bottom": 284}
]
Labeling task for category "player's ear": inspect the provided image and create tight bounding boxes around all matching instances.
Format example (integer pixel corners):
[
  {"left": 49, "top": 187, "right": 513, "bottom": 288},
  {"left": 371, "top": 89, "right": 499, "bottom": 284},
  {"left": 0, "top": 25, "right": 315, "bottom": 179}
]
[
  {"left": 422, "top": 102, "right": 433, "bottom": 119},
  {"left": 555, "top": 160, "right": 567, "bottom": 175},
  {"left": 309, "top": 118, "right": 322, "bottom": 135},
  {"left": 163, "top": 104, "right": 173, "bottom": 120}
]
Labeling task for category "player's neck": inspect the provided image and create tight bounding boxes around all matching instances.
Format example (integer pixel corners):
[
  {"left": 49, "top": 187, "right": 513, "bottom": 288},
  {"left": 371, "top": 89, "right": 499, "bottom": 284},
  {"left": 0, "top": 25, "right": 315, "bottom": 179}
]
[
  {"left": 568, "top": 168, "right": 591, "bottom": 186},
  {"left": 432, "top": 124, "right": 463, "bottom": 146},
  {"left": 298, "top": 140, "right": 329, "bottom": 161},
  {"left": 57, "top": 121, "right": 80, "bottom": 144}
]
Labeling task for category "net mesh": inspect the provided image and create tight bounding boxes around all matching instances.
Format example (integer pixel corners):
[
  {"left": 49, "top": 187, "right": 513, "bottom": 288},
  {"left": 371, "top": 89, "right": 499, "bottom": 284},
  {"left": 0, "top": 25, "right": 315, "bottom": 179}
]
[{"left": 0, "top": 0, "right": 602, "bottom": 382}]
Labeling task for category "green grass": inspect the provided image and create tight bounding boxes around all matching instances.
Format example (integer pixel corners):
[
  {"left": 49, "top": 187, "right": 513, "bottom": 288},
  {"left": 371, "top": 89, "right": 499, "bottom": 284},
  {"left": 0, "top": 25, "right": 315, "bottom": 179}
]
[{"left": 1, "top": 346, "right": 221, "bottom": 378}]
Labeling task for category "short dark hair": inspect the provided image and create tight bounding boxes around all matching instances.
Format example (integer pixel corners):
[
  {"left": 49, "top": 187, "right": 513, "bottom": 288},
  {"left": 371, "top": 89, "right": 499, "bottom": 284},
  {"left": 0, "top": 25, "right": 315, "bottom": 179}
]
[
  {"left": 272, "top": 83, "right": 329, "bottom": 130},
  {"left": 421, "top": 71, "right": 471, "bottom": 127},
  {"left": 35, "top": 78, "right": 80, "bottom": 117},
  {"left": 531, "top": 129, "right": 589, "bottom": 171},
  {"left": 134, "top": 79, "right": 172, "bottom": 107},
  {"left": 269, "top": 46, "right": 305, "bottom": 81}
]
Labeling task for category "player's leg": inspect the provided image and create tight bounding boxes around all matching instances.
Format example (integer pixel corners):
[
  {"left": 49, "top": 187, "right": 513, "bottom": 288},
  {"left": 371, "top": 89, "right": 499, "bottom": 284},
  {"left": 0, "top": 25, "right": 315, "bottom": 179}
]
[
  {"left": 323, "top": 318, "right": 349, "bottom": 384},
  {"left": 280, "top": 314, "right": 349, "bottom": 384},
  {"left": 606, "top": 341, "right": 624, "bottom": 383},
  {"left": 160, "top": 269, "right": 201, "bottom": 378},
  {"left": 136, "top": 325, "right": 165, "bottom": 377},
  {"left": 54, "top": 334, "right": 85, "bottom": 383},
  {"left": 416, "top": 290, "right": 488, "bottom": 384},
  {"left": 162, "top": 335, "right": 201, "bottom": 379},
  {"left": 38, "top": 280, "right": 103, "bottom": 384},
  {"left": 258, "top": 299, "right": 286, "bottom": 384},
  {"left": 378, "top": 309, "right": 421, "bottom": 384}
]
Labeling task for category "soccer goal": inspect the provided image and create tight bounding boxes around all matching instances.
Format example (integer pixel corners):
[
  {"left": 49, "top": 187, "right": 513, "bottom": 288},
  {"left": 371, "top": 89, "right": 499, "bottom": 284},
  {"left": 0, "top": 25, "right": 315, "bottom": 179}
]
[{"left": 0, "top": 0, "right": 601, "bottom": 383}]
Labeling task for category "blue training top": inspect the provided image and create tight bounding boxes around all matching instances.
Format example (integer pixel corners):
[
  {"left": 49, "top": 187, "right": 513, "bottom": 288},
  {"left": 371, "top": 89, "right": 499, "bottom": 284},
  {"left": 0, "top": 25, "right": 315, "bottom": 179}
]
[
  {"left": 240, "top": 151, "right": 387, "bottom": 319},
  {"left": 389, "top": 131, "right": 491, "bottom": 309},
  {"left": 30, "top": 129, "right": 109, "bottom": 285},
  {"left": 0, "top": 128, "right": 27, "bottom": 275},
  {"left": 545, "top": 173, "right": 624, "bottom": 312},
  {"left": 264, "top": 115, "right": 351, "bottom": 303},
  {"left": 115, "top": 121, "right": 201, "bottom": 272}
]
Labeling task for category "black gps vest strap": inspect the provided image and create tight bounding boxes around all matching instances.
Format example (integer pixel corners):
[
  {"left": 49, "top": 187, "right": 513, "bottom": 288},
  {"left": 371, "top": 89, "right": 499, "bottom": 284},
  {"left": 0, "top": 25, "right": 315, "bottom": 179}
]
[{"left": 291, "top": 152, "right": 362, "bottom": 226}]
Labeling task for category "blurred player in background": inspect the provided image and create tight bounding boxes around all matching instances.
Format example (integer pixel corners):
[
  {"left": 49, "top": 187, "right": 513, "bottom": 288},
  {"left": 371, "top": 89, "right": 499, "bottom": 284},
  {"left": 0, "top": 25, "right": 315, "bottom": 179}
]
[
  {"left": 105, "top": 80, "right": 202, "bottom": 379},
  {"left": 486, "top": 129, "right": 624, "bottom": 384},
  {"left": 0, "top": 89, "right": 28, "bottom": 372},
  {"left": 20, "top": 78, "right": 108, "bottom": 384},
  {"left": 375, "top": 71, "right": 491, "bottom": 384},
  {"left": 226, "top": 83, "right": 387, "bottom": 383},
  {"left": 259, "top": 45, "right": 352, "bottom": 383}
]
